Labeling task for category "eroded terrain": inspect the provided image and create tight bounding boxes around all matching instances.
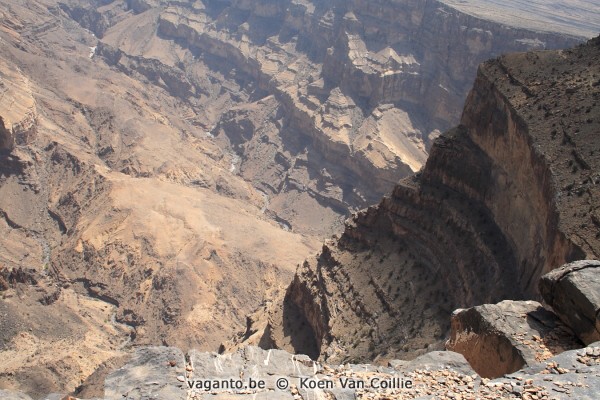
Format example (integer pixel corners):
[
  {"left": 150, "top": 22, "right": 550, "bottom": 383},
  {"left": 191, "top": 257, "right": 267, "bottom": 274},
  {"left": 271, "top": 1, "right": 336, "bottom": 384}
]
[{"left": 0, "top": 0, "right": 598, "bottom": 397}]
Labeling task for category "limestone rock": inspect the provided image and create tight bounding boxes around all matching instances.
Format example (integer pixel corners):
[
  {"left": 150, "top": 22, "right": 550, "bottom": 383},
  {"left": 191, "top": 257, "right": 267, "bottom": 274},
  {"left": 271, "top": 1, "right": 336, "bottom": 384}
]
[
  {"left": 387, "top": 359, "right": 408, "bottom": 369},
  {"left": 187, "top": 346, "right": 313, "bottom": 398},
  {"left": 73, "top": 344, "right": 600, "bottom": 399},
  {"left": 446, "top": 300, "right": 581, "bottom": 378},
  {"left": 98, "top": 343, "right": 600, "bottom": 399},
  {"left": 0, "top": 389, "right": 33, "bottom": 400},
  {"left": 399, "top": 351, "right": 476, "bottom": 376},
  {"left": 0, "top": 59, "right": 37, "bottom": 151},
  {"left": 104, "top": 347, "right": 187, "bottom": 400},
  {"left": 539, "top": 260, "right": 600, "bottom": 345}
]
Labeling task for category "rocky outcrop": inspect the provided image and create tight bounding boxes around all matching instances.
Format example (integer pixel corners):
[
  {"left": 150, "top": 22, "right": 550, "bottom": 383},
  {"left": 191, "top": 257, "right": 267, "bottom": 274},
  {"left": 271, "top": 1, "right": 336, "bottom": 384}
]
[
  {"left": 446, "top": 300, "right": 580, "bottom": 378},
  {"left": 448, "top": 261, "right": 600, "bottom": 380},
  {"left": 256, "top": 36, "right": 600, "bottom": 363},
  {"left": 0, "top": 117, "right": 12, "bottom": 151},
  {"left": 396, "top": 350, "right": 476, "bottom": 376},
  {"left": 0, "top": 59, "right": 37, "bottom": 151},
  {"left": 57, "top": 0, "right": 129, "bottom": 38},
  {"left": 256, "top": 126, "right": 526, "bottom": 363},
  {"left": 540, "top": 260, "right": 600, "bottom": 345},
  {"left": 95, "top": 42, "right": 196, "bottom": 100},
  {"left": 496, "top": 342, "right": 600, "bottom": 400}
]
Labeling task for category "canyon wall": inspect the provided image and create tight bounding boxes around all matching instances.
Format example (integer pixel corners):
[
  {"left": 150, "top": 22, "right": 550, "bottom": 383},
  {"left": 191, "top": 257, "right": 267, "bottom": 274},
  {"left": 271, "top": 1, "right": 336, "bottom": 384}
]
[
  {"left": 253, "top": 36, "right": 600, "bottom": 364},
  {"left": 59, "top": 0, "right": 587, "bottom": 235},
  {"left": 0, "top": 60, "right": 37, "bottom": 151}
]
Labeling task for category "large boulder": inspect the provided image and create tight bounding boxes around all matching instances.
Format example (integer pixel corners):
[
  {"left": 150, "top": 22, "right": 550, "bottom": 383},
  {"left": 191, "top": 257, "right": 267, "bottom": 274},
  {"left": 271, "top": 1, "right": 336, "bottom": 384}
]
[
  {"left": 539, "top": 260, "right": 600, "bottom": 345},
  {"left": 446, "top": 300, "right": 580, "bottom": 378}
]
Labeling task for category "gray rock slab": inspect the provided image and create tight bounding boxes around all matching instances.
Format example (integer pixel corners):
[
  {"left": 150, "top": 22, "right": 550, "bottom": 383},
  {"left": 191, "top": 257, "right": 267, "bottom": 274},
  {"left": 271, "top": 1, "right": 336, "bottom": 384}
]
[
  {"left": 388, "top": 359, "right": 409, "bottom": 370},
  {"left": 104, "top": 346, "right": 187, "bottom": 400},
  {"left": 0, "top": 390, "right": 34, "bottom": 400},
  {"left": 241, "top": 346, "right": 316, "bottom": 377},
  {"left": 400, "top": 351, "right": 477, "bottom": 376},
  {"left": 188, "top": 349, "right": 246, "bottom": 379},
  {"left": 345, "top": 364, "right": 380, "bottom": 373},
  {"left": 188, "top": 346, "right": 317, "bottom": 397},
  {"left": 513, "top": 342, "right": 600, "bottom": 376},
  {"left": 327, "top": 388, "right": 356, "bottom": 400}
]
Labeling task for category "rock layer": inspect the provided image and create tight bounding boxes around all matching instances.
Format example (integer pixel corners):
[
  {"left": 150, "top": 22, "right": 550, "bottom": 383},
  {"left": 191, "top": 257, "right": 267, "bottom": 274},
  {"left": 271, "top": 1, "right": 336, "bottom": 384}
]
[
  {"left": 9, "top": 342, "right": 598, "bottom": 399},
  {"left": 0, "top": 59, "right": 37, "bottom": 151}
]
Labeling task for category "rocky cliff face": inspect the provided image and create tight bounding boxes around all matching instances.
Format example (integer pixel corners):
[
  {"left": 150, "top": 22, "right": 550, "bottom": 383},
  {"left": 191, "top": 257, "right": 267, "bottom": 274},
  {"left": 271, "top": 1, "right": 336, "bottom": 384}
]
[
  {"left": 0, "top": 59, "right": 37, "bottom": 151},
  {"left": 252, "top": 36, "right": 600, "bottom": 364}
]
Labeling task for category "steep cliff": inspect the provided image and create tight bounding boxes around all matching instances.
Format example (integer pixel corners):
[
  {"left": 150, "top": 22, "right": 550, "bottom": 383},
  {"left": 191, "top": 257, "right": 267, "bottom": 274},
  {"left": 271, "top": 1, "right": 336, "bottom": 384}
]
[
  {"left": 254, "top": 36, "right": 600, "bottom": 363},
  {"left": 0, "top": 59, "right": 37, "bottom": 151}
]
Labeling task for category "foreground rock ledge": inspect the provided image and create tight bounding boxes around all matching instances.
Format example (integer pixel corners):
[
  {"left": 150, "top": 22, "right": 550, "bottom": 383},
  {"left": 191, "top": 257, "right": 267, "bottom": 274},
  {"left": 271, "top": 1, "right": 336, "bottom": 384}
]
[
  {"left": 2, "top": 341, "right": 599, "bottom": 398},
  {"left": 106, "top": 344, "right": 600, "bottom": 399},
  {"left": 6, "top": 343, "right": 591, "bottom": 399}
]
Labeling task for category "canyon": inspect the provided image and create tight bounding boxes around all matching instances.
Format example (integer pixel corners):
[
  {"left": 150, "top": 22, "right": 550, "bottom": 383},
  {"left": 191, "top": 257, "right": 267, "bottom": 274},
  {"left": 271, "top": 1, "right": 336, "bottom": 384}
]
[
  {"left": 0, "top": 0, "right": 599, "bottom": 398},
  {"left": 53, "top": 0, "right": 590, "bottom": 233}
]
